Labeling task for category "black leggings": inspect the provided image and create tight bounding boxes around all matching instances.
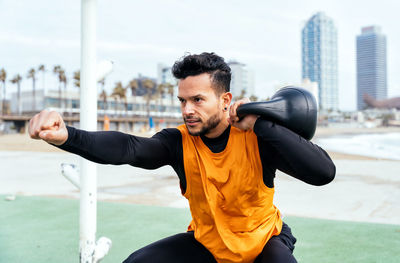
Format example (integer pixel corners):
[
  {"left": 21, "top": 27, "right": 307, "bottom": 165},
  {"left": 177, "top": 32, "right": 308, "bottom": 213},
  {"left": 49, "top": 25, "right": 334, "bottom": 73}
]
[{"left": 123, "top": 222, "right": 297, "bottom": 263}]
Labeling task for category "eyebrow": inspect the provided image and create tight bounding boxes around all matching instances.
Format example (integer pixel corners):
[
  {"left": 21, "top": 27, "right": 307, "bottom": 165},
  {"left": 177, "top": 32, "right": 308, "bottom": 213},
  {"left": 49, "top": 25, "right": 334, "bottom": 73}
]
[{"left": 177, "top": 94, "right": 205, "bottom": 100}]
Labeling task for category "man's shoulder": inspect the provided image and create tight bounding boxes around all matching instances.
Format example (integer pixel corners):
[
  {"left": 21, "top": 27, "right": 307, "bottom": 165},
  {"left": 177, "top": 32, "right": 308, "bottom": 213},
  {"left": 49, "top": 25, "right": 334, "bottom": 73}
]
[{"left": 152, "top": 127, "right": 182, "bottom": 141}]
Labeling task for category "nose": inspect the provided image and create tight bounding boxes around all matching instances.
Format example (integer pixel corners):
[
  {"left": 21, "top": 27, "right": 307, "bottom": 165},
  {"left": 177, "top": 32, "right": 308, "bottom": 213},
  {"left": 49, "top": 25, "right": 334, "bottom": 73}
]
[{"left": 182, "top": 102, "right": 195, "bottom": 115}]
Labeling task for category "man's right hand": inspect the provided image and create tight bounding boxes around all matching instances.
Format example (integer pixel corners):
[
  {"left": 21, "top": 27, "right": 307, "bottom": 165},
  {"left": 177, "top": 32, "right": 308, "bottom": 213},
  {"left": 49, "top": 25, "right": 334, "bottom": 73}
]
[{"left": 28, "top": 110, "right": 68, "bottom": 146}]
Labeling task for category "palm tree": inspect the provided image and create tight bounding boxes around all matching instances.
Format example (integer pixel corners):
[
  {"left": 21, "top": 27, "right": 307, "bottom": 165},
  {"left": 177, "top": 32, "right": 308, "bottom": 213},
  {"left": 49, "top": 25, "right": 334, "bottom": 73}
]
[
  {"left": 70, "top": 70, "right": 81, "bottom": 114},
  {"left": 52, "top": 67, "right": 67, "bottom": 111},
  {"left": 53, "top": 65, "right": 62, "bottom": 108},
  {"left": 98, "top": 77, "right": 105, "bottom": 90},
  {"left": 0, "top": 68, "right": 6, "bottom": 115},
  {"left": 249, "top": 95, "right": 258, "bottom": 102},
  {"left": 27, "top": 68, "right": 37, "bottom": 111},
  {"left": 73, "top": 70, "right": 80, "bottom": 88},
  {"left": 99, "top": 89, "right": 108, "bottom": 111},
  {"left": 156, "top": 83, "right": 166, "bottom": 107},
  {"left": 111, "top": 82, "right": 127, "bottom": 116},
  {"left": 166, "top": 82, "right": 175, "bottom": 107},
  {"left": 38, "top": 64, "right": 46, "bottom": 92},
  {"left": 59, "top": 70, "right": 67, "bottom": 110},
  {"left": 142, "top": 79, "right": 155, "bottom": 117},
  {"left": 97, "top": 77, "right": 106, "bottom": 110},
  {"left": 234, "top": 89, "right": 246, "bottom": 101},
  {"left": 10, "top": 74, "right": 22, "bottom": 114},
  {"left": 128, "top": 79, "right": 138, "bottom": 103},
  {"left": 74, "top": 70, "right": 105, "bottom": 90}
]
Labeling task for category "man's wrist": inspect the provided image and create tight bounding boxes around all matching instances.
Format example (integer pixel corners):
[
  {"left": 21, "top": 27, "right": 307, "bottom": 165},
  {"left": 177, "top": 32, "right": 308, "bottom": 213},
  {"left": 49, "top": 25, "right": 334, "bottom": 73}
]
[{"left": 248, "top": 115, "right": 259, "bottom": 130}]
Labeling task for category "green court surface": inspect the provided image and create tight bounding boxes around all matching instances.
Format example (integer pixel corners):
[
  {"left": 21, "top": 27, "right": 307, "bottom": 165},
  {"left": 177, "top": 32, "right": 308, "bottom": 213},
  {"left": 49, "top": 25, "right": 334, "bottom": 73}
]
[{"left": 1, "top": 195, "right": 399, "bottom": 263}]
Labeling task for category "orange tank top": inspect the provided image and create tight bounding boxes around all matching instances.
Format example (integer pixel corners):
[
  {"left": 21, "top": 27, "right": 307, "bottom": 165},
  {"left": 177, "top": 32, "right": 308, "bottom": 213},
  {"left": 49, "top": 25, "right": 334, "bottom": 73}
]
[{"left": 177, "top": 125, "right": 283, "bottom": 263}]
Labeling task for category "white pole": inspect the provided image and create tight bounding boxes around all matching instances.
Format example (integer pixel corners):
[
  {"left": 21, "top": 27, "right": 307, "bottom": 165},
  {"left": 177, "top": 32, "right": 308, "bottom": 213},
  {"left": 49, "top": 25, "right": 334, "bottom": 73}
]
[{"left": 80, "top": 0, "right": 97, "bottom": 262}]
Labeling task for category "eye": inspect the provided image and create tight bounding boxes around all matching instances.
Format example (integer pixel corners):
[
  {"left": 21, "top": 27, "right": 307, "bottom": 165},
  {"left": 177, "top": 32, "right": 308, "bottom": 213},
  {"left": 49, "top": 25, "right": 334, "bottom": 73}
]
[
  {"left": 194, "top": 97, "right": 202, "bottom": 103},
  {"left": 178, "top": 98, "right": 185, "bottom": 103}
]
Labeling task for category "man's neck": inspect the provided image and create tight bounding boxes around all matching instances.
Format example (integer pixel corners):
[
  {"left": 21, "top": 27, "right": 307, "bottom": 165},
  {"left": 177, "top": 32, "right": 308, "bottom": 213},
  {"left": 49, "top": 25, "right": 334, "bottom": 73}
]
[{"left": 204, "top": 119, "right": 230, "bottom": 139}]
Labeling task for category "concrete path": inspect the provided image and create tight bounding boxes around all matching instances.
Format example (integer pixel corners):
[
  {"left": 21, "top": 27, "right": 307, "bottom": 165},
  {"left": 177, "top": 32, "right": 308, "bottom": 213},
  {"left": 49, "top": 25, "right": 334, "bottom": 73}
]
[{"left": 1, "top": 151, "right": 399, "bottom": 225}]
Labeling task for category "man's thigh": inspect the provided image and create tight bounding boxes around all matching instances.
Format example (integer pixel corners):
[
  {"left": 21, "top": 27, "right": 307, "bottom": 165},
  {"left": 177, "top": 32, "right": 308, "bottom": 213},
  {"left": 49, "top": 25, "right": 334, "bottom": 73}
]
[
  {"left": 255, "top": 222, "right": 298, "bottom": 263},
  {"left": 122, "top": 232, "right": 217, "bottom": 263}
]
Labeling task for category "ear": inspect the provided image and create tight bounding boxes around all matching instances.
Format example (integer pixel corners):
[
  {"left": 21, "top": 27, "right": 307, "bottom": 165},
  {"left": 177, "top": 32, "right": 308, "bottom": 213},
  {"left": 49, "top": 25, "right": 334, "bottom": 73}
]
[{"left": 221, "top": 92, "right": 232, "bottom": 110}]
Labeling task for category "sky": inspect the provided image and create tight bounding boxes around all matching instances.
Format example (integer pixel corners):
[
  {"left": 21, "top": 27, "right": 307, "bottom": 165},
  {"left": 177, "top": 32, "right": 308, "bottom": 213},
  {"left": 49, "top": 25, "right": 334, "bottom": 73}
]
[{"left": 0, "top": 0, "right": 399, "bottom": 111}]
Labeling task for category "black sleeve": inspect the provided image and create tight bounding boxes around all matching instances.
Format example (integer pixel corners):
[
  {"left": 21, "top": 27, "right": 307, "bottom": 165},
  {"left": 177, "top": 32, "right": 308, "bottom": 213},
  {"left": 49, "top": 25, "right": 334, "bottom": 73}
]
[
  {"left": 254, "top": 118, "right": 336, "bottom": 187},
  {"left": 58, "top": 126, "right": 181, "bottom": 170}
]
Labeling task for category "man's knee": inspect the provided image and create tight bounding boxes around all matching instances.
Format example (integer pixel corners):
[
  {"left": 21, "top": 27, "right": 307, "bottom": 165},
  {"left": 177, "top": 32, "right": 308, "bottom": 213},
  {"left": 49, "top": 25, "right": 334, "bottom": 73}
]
[{"left": 255, "top": 236, "right": 298, "bottom": 263}]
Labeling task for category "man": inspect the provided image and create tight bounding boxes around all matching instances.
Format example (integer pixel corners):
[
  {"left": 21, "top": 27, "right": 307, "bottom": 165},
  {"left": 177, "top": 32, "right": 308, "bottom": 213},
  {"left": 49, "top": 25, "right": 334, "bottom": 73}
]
[{"left": 29, "top": 52, "right": 335, "bottom": 263}]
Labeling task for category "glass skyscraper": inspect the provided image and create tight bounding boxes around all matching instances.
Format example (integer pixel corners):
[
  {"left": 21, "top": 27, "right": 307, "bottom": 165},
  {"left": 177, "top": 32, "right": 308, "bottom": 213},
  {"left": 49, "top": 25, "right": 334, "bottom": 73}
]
[
  {"left": 356, "top": 26, "right": 387, "bottom": 110},
  {"left": 302, "top": 12, "right": 338, "bottom": 111}
]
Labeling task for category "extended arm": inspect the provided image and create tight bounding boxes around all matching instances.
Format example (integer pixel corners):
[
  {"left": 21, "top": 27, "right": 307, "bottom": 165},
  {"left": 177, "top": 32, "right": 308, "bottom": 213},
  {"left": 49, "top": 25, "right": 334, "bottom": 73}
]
[
  {"left": 254, "top": 118, "right": 336, "bottom": 186},
  {"left": 29, "top": 110, "right": 183, "bottom": 180},
  {"left": 58, "top": 126, "right": 175, "bottom": 169}
]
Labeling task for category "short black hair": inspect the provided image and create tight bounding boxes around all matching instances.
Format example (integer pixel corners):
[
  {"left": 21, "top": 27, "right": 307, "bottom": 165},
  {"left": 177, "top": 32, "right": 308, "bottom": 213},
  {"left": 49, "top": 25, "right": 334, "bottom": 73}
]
[{"left": 172, "top": 52, "right": 231, "bottom": 94}]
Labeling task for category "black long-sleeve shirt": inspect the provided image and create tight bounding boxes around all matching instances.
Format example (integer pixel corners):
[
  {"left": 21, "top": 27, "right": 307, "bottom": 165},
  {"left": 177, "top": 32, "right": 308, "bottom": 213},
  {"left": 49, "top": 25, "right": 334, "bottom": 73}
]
[{"left": 59, "top": 118, "right": 335, "bottom": 193}]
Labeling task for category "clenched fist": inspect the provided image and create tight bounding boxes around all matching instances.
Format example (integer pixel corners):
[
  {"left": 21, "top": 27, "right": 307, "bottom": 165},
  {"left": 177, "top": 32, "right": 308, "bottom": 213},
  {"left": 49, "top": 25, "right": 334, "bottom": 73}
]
[
  {"left": 28, "top": 110, "right": 68, "bottom": 146},
  {"left": 228, "top": 98, "right": 258, "bottom": 131}
]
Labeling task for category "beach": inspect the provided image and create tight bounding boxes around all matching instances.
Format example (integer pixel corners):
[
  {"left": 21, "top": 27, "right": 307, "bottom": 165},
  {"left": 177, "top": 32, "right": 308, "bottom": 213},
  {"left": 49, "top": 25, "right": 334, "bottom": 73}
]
[{"left": 1, "top": 126, "right": 400, "bottom": 225}]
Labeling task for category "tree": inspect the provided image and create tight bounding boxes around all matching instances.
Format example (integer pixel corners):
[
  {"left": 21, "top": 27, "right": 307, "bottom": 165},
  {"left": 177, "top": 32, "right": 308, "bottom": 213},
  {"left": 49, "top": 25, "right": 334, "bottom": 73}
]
[
  {"left": 53, "top": 65, "right": 63, "bottom": 108},
  {"left": 73, "top": 70, "right": 80, "bottom": 89},
  {"left": 234, "top": 89, "right": 246, "bottom": 101},
  {"left": 128, "top": 79, "right": 138, "bottom": 103},
  {"left": 59, "top": 69, "right": 67, "bottom": 111},
  {"left": 98, "top": 77, "right": 105, "bottom": 93},
  {"left": 249, "top": 95, "right": 258, "bottom": 102},
  {"left": 166, "top": 82, "right": 175, "bottom": 107},
  {"left": 142, "top": 79, "right": 155, "bottom": 117},
  {"left": 156, "top": 83, "right": 166, "bottom": 107},
  {"left": 99, "top": 89, "right": 108, "bottom": 111},
  {"left": 0, "top": 68, "right": 6, "bottom": 114},
  {"left": 10, "top": 74, "right": 22, "bottom": 114},
  {"left": 70, "top": 70, "right": 81, "bottom": 114},
  {"left": 97, "top": 77, "right": 106, "bottom": 111},
  {"left": 27, "top": 68, "right": 37, "bottom": 111},
  {"left": 111, "top": 82, "right": 127, "bottom": 116},
  {"left": 38, "top": 64, "right": 46, "bottom": 92}
]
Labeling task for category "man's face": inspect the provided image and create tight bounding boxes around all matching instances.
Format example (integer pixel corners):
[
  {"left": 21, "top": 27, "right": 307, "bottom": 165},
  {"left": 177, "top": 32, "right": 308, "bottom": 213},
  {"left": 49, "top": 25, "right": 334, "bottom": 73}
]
[{"left": 177, "top": 73, "right": 225, "bottom": 136}]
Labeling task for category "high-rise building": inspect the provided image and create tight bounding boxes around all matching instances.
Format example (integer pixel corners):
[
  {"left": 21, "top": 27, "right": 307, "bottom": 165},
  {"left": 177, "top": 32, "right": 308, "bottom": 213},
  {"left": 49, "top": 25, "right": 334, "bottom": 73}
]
[
  {"left": 157, "top": 63, "right": 175, "bottom": 85},
  {"left": 228, "top": 61, "right": 255, "bottom": 99},
  {"left": 302, "top": 12, "right": 338, "bottom": 111},
  {"left": 356, "top": 26, "right": 387, "bottom": 110},
  {"left": 300, "top": 78, "right": 319, "bottom": 108},
  {"left": 157, "top": 63, "right": 178, "bottom": 100}
]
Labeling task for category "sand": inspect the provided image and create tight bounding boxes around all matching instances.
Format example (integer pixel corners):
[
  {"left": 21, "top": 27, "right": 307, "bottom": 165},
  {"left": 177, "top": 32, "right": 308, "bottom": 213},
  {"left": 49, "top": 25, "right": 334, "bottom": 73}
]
[{"left": 0, "top": 133, "right": 63, "bottom": 152}]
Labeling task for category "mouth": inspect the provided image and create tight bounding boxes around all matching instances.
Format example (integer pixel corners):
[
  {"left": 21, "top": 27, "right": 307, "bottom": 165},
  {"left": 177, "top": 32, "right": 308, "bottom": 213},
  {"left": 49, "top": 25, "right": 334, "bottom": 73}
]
[{"left": 184, "top": 118, "right": 201, "bottom": 127}]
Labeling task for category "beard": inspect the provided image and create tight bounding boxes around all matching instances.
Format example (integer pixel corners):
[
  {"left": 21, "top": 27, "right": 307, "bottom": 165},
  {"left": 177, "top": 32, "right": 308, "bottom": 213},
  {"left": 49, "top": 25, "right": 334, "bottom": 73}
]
[{"left": 184, "top": 112, "right": 221, "bottom": 136}]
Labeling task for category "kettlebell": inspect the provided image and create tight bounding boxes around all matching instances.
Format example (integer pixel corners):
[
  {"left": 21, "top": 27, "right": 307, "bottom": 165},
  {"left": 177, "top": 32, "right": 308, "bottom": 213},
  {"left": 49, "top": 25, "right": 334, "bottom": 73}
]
[{"left": 236, "top": 86, "right": 318, "bottom": 140}]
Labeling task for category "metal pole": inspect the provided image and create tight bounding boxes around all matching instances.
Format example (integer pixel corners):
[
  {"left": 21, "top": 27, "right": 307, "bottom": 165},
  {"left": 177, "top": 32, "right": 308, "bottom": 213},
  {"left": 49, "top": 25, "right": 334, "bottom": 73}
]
[{"left": 80, "top": 0, "right": 97, "bottom": 262}]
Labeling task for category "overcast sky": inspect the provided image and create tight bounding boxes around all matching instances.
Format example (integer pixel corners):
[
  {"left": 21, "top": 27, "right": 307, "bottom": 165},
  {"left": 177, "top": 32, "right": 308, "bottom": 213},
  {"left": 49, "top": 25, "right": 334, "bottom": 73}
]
[{"left": 1, "top": 0, "right": 399, "bottom": 111}]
